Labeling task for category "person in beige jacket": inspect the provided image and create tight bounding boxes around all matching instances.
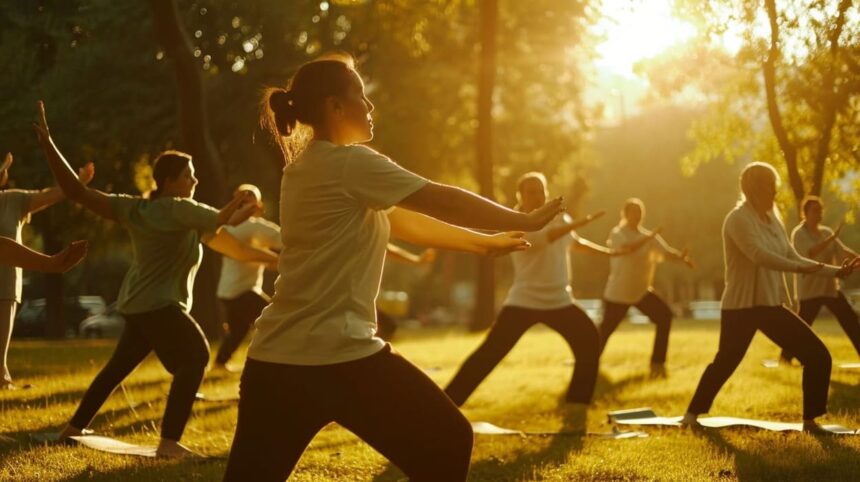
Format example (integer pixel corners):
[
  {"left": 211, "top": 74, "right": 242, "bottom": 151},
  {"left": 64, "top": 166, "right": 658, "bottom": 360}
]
[{"left": 683, "top": 163, "right": 859, "bottom": 432}]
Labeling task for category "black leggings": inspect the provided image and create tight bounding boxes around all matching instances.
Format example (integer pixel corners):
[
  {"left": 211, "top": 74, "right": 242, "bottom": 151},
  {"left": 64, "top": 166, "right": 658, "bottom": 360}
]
[
  {"left": 687, "top": 306, "right": 831, "bottom": 420},
  {"left": 444, "top": 304, "right": 600, "bottom": 406},
  {"left": 70, "top": 305, "right": 209, "bottom": 441},
  {"left": 216, "top": 291, "right": 270, "bottom": 365},
  {"left": 781, "top": 292, "right": 860, "bottom": 361},
  {"left": 223, "top": 345, "right": 473, "bottom": 482},
  {"left": 599, "top": 291, "right": 673, "bottom": 364}
]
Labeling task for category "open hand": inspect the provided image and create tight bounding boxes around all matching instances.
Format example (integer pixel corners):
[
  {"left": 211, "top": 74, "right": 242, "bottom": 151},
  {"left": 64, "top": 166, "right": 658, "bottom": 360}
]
[
  {"left": 525, "top": 197, "right": 564, "bottom": 231},
  {"left": 47, "top": 240, "right": 88, "bottom": 273},
  {"left": 33, "top": 101, "right": 51, "bottom": 145},
  {"left": 681, "top": 247, "right": 695, "bottom": 269},
  {"left": 419, "top": 249, "right": 437, "bottom": 265},
  {"left": 483, "top": 231, "right": 530, "bottom": 257},
  {"left": 222, "top": 190, "right": 261, "bottom": 226}
]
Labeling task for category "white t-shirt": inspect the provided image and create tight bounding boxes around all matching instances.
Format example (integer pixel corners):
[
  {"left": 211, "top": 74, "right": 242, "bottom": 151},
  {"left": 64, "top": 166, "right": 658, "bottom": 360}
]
[
  {"left": 247, "top": 141, "right": 428, "bottom": 365},
  {"left": 504, "top": 215, "right": 577, "bottom": 309},
  {"left": 216, "top": 217, "right": 282, "bottom": 300},
  {"left": 720, "top": 203, "right": 836, "bottom": 310},
  {"left": 603, "top": 225, "right": 672, "bottom": 304},
  {"left": 792, "top": 223, "right": 848, "bottom": 300}
]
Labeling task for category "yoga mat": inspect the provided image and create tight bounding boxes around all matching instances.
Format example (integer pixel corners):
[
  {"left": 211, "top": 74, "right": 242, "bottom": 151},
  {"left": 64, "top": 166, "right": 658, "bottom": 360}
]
[
  {"left": 608, "top": 407, "right": 857, "bottom": 434},
  {"left": 838, "top": 362, "right": 860, "bottom": 369},
  {"left": 762, "top": 360, "right": 860, "bottom": 370},
  {"left": 470, "top": 421, "right": 648, "bottom": 439},
  {"left": 70, "top": 435, "right": 158, "bottom": 457}
]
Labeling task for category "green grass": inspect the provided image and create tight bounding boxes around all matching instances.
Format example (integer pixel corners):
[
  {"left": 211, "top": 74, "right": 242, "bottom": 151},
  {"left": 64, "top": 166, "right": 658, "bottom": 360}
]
[{"left": 2, "top": 319, "right": 860, "bottom": 481}]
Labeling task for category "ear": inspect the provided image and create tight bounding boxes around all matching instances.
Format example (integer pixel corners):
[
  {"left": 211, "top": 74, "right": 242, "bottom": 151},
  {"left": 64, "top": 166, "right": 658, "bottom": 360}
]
[{"left": 325, "top": 96, "right": 344, "bottom": 117}]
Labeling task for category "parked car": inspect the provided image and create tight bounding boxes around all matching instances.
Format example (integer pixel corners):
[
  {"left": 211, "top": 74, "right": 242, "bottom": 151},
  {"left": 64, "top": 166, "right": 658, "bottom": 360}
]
[
  {"left": 79, "top": 302, "right": 125, "bottom": 338},
  {"left": 13, "top": 296, "right": 102, "bottom": 338}
]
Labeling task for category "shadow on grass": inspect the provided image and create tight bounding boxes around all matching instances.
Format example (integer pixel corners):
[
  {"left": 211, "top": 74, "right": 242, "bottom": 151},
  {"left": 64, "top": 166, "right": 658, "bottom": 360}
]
[{"left": 693, "top": 426, "right": 860, "bottom": 481}]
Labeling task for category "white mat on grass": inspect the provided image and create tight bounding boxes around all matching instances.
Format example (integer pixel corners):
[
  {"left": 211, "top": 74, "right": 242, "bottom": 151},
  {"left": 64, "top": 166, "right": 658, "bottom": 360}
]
[
  {"left": 470, "top": 421, "right": 648, "bottom": 439},
  {"left": 608, "top": 407, "right": 857, "bottom": 434}
]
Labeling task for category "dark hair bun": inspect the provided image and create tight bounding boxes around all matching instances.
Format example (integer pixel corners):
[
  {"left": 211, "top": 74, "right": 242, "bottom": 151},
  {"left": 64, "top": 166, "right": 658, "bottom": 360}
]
[{"left": 269, "top": 89, "right": 297, "bottom": 137}]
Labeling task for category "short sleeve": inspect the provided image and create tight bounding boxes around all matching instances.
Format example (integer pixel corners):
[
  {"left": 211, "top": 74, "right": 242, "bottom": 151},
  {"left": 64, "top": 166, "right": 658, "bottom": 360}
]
[
  {"left": 791, "top": 225, "right": 813, "bottom": 257},
  {"left": 2, "top": 190, "right": 36, "bottom": 221},
  {"left": 253, "top": 218, "right": 283, "bottom": 250},
  {"left": 342, "top": 146, "right": 428, "bottom": 210},
  {"left": 169, "top": 199, "right": 220, "bottom": 234},
  {"left": 107, "top": 194, "right": 141, "bottom": 226}
]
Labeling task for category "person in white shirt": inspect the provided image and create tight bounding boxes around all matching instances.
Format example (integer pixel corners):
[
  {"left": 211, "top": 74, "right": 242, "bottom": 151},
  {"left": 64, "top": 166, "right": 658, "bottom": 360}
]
[
  {"left": 445, "top": 172, "right": 625, "bottom": 409},
  {"left": 780, "top": 196, "right": 860, "bottom": 363},
  {"left": 214, "top": 184, "right": 281, "bottom": 371},
  {"left": 598, "top": 198, "right": 694, "bottom": 374},
  {"left": 223, "top": 54, "right": 563, "bottom": 481},
  {"left": 0, "top": 151, "right": 94, "bottom": 390},
  {"left": 682, "top": 162, "right": 859, "bottom": 432}
]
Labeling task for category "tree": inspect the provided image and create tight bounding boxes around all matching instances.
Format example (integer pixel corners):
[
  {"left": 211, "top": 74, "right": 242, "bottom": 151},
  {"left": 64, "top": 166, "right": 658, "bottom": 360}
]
[{"left": 641, "top": 0, "right": 860, "bottom": 217}]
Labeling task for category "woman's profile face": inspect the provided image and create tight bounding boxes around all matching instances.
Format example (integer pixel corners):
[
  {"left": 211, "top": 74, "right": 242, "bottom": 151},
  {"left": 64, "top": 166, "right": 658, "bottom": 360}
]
[
  {"left": 757, "top": 175, "right": 777, "bottom": 210},
  {"left": 163, "top": 163, "right": 199, "bottom": 199},
  {"left": 337, "top": 70, "right": 375, "bottom": 144}
]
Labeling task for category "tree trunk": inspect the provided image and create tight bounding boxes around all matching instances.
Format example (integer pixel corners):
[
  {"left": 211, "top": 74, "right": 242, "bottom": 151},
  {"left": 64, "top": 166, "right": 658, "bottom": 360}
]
[
  {"left": 471, "top": 0, "right": 498, "bottom": 331},
  {"left": 149, "top": 0, "right": 226, "bottom": 337}
]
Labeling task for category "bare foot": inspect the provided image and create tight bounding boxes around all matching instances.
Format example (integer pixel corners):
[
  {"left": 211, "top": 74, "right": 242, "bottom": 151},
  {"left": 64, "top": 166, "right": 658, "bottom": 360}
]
[
  {"left": 649, "top": 363, "right": 668, "bottom": 379},
  {"left": 680, "top": 413, "right": 703, "bottom": 430},
  {"left": 157, "top": 439, "right": 198, "bottom": 459}
]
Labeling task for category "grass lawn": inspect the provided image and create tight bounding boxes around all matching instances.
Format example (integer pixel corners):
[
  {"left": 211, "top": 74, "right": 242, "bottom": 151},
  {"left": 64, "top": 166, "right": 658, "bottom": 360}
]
[{"left": 2, "top": 318, "right": 860, "bottom": 481}]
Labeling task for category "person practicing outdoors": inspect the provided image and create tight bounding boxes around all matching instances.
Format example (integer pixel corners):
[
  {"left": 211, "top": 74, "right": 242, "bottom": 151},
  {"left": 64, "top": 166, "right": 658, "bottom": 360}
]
[
  {"left": 780, "top": 196, "right": 860, "bottom": 364},
  {"left": 33, "top": 101, "right": 279, "bottom": 458},
  {"left": 214, "top": 184, "right": 282, "bottom": 372},
  {"left": 223, "top": 54, "right": 563, "bottom": 482},
  {"left": 598, "top": 198, "right": 694, "bottom": 375},
  {"left": 1, "top": 151, "right": 94, "bottom": 390},
  {"left": 682, "top": 162, "right": 859, "bottom": 432},
  {"left": 376, "top": 244, "right": 436, "bottom": 341},
  {"left": 444, "top": 171, "right": 624, "bottom": 410}
]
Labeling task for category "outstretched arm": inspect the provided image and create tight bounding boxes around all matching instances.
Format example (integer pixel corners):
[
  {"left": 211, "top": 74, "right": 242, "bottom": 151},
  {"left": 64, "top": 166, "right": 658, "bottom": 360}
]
[
  {"left": 388, "top": 207, "right": 529, "bottom": 256},
  {"left": 571, "top": 236, "right": 627, "bottom": 257},
  {"left": 204, "top": 230, "right": 278, "bottom": 269},
  {"left": 386, "top": 244, "right": 436, "bottom": 265},
  {"left": 33, "top": 102, "right": 116, "bottom": 221},
  {"left": 546, "top": 211, "right": 605, "bottom": 243},
  {"left": 398, "top": 182, "right": 563, "bottom": 232},
  {"left": 0, "top": 237, "right": 87, "bottom": 273}
]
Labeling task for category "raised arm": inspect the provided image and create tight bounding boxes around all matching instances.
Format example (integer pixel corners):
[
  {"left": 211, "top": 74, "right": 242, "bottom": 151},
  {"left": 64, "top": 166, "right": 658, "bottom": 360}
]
[
  {"left": 398, "top": 182, "right": 563, "bottom": 232},
  {"left": 654, "top": 234, "right": 695, "bottom": 269},
  {"left": 388, "top": 207, "right": 529, "bottom": 256},
  {"left": 0, "top": 237, "right": 87, "bottom": 273},
  {"left": 808, "top": 222, "right": 843, "bottom": 258},
  {"left": 33, "top": 102, "right": 116, "bottom": 221},
  {"left": 27, "top": 163, "right": 95, "bottom": 215},
  {"left": 546, "top": 211, "right": 605, "bottom": 243},
  {"left": 571, "top": 236, "right": 627, "bottom": 257},
  {"left": 204, "top": 230, "right": 278, "bottom": 268}
]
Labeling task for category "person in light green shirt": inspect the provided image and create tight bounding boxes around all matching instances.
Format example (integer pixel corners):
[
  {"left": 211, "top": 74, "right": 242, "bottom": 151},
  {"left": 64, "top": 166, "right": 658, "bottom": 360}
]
[{"left": 33, "top": 101, "right": 278, "bottom": 458}]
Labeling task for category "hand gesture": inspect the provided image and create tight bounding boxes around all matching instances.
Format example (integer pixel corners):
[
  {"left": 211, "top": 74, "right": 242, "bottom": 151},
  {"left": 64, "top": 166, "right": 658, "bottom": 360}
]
[
  {"left": 525, "top": 197, "right": 564, "bottom": 231},
  {"left": 483, "top": 231, "right": 530, "bottom": 257},
  {"left": 222, "top": 190, "right": 261, "bottom": 226},
  {"left": 46, "top": 240, "right": 88, "bottom": 273},
  {"left": 418, "top": 248, "right": 437, "bottom": 265},
  {"left": 681, "top": 247, "right": 695, "bottom": 269},
  {"left": 78, "top": 162, "right": 95, "bottom": 186}
]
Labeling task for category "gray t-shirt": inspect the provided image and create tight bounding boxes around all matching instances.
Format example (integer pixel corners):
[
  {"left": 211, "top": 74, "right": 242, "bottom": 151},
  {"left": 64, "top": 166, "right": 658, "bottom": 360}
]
[
  {"left": 109, "top": 195, "right": 219, "bottom": 315},
  {"left": 248, "top": 141, "right": 428, "bottom": 365},
  {"left": 792, "top": 224, "right": 848, "bottom": 300},
  {"left": 0, "top": 190, "right": 35, "bottom": 302}
]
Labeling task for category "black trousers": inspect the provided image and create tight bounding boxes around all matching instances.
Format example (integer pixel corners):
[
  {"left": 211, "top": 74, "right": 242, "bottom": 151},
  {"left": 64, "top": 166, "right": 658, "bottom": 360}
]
[
  {"left": 223, "top": 345, "right": 473, "bottom": 482},
  {"left": 599, "top": 291, "right": 673, "bottom": 364},
  {"left": 687, "top": 306, "right": 831, "bottom": 420},
  {"left": 70, "top": 305, "right": 210, "bottom": 441},
  {"left": 781, "top": 292, "right": 860, "bottom": 361},
  {"left": 216, "top": 291, "right": 270, "bottom": 365},
  {"left": 444, "top": 304, "right": 600, "bottom": 406}
]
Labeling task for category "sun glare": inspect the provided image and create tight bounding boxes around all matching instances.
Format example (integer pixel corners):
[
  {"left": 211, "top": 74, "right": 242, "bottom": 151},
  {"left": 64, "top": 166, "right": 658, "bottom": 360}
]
[{"left": 593, "top": 0, "right": 697, "bottom": 78}]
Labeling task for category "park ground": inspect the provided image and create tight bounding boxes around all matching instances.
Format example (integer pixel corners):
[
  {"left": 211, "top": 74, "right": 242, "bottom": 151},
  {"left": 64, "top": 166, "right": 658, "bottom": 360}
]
[{"left": 2, "top": 319, "right": 860, "bottom": 481}]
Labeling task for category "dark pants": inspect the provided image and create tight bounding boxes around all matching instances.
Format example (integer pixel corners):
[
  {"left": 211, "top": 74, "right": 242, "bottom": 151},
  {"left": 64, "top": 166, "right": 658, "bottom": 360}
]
[
  {"left": 216, "top": 291, "right": 270, "bottom": 365},
  {"left": 781, "top": 292, "right": 860, "bottom": 361},
  {"left": 688, "top": 306, "right": 832, "bottom": 420},
  {"left": 223, "top": 345, "right": 473, "bottom": 482},
  {"left": 376, "top": 309, "right": 397, "bottom": 341},
  {"left": 70, "top": 305, "right": 209, "bottom": 441},
  {"left": 444, "top": 304, "right": 600, "bottom": 406},
  {"left": 599, "top": 291, "right": 673, "bottom": 364}
]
